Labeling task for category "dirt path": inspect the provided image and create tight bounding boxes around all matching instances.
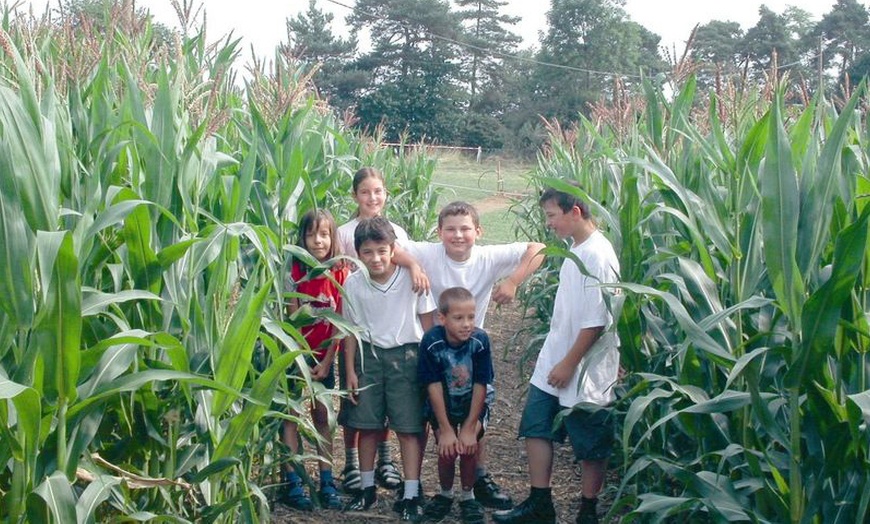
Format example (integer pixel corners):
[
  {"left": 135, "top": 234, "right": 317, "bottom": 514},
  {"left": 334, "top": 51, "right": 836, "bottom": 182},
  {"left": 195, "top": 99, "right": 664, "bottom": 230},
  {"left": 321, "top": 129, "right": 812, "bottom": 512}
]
[{"left": 272, "top": 302, "right": 612, "bottom": 523}]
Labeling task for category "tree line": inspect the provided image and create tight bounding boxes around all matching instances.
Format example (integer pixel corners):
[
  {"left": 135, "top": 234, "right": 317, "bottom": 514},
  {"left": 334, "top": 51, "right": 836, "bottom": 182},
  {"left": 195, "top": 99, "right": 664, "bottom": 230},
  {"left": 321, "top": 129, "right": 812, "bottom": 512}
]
[{"left": 286, "top": 0, "right": 870, "bottom": 154}]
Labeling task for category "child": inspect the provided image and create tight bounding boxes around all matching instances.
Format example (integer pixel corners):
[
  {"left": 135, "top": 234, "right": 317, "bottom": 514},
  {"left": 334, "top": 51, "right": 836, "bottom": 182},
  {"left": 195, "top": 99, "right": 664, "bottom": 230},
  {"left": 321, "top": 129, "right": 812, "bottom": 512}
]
[
  {"left": 342, "top": 216, "right": 436, "bottom": 522},
  {"left": 418, "top": 287, "right": 492, "bottom": 524},
  {"left": 337, "top": 166, "right": 410, "bottom": 258},
  {"left": 336, "top": 167, "right": 423, "bottom": 494},
  {"left": 493, "top": 186, "right": 620, "bottom": 524},
  {"left": 282, "top": 209, "right": 346, "bottom": 511},
  {"left": 399, "top": 201, "right": 545, "bottom": 509}
]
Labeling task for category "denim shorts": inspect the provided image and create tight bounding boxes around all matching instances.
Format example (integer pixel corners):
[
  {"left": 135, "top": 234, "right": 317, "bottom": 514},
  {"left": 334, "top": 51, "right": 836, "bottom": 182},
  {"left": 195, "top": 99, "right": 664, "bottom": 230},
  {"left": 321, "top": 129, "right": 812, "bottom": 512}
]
[
  {"left": 346, "top": 342, "right": 424, "bottom": 434},
  {"left": 518, "top": 385, "right": 614, "bottom": 461}
]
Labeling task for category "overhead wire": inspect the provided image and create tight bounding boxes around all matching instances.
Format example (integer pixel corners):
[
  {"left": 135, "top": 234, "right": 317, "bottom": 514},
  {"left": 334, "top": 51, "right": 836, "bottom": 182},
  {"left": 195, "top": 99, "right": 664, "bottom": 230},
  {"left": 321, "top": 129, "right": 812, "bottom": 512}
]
[
  {"left": 318, "top": 0, "right": 828, "bottom": 83},
  {"left": 321, "top": 0, "right": 647, "bottom": 79}
]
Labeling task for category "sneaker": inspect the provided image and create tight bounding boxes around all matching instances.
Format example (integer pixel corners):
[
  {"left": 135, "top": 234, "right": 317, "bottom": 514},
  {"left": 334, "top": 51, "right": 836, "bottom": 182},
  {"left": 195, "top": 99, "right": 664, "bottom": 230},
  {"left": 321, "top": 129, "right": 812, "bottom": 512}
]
[
  {"left": 318, "top": 480, "right": 343, "bottom": 510},
  {"left": 345, "top": 485, "right": 377, "bottom": 512},
  {"left": 423, "top": 494, "right": 453, "bottom": 522},
  {"left": 473, "top": 473, "right": 513, "bottom": 510},
  {"left": 376, "top": 460, "right": 403, "bottom": 490},
  {"left": 459, "top": 499, "right": 486, "bottom": 524},
  {"left": 394, "top": 481, "right": 425, "bottom": 513},
  {"left": 283, "top": 477, "right": 313, "bottom": 512},
  {"left": 576, "top": 501, "right": 599, "bottom": 524},
  {"left": 492, "top": 495, "right": 556, "bottom": 524},
  {"left": 401, "top": 495, "right": 424, "bottom": 522},
  {"left": 341, "top": 464, "right": 361, "bottom": 493}
]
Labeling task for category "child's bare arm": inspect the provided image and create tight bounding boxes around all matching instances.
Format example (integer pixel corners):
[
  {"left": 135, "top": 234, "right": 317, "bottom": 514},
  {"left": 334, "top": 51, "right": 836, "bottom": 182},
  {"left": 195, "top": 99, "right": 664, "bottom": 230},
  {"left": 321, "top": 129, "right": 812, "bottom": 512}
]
[
  {"left": 548, "top": 325, "right": 604, "bottom": 389},
  {"left": 311, "top": 345, "right": 335, "bottom": 381},
  {"left": 344, "top": 337, "right": 360, "bottom": 404},
  {"left": 285, "top": 297, "right": 300, "bottom": 318},
  {"left": 492, "top": 242, "right": 546, "bottom": 304},
  {"left": 392, "top": 244, "right": 430, "bottom": 294},
  {"left": 428, "top": 382, "right": 459, "bottom": 458},
  {"left": 419, "top": 310, "right": 435, "bottom": 332},
  {"left": 459, "top": 383, "right": 486, "bottom": 454}
]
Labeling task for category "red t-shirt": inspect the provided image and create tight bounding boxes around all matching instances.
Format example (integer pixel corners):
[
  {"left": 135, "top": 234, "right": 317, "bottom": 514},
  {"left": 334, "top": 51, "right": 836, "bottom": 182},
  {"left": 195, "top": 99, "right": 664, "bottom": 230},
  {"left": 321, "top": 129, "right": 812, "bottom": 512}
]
[{"left": 290, "top": 262, "right": 347, "bottom": 359}]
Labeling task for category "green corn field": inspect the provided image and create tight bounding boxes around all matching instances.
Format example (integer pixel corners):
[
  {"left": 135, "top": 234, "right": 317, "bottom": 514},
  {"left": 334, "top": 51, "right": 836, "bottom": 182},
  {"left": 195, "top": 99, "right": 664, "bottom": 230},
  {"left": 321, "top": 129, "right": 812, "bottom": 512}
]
[
  {"left": 2, "top": 3, "right": 869, "bottom": 523},
  {"left": 0, "top": 4, "right": 440, "bottom": 522},
  {"left": 515, "top": 76, "right": 870, "bottom": 523}
]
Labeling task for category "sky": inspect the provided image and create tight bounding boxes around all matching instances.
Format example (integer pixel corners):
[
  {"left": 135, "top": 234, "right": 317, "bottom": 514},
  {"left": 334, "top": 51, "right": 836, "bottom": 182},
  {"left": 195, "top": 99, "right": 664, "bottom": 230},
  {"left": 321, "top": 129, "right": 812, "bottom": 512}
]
[{"left": 17, "top": 0, "right": 837, "bottom": 62}]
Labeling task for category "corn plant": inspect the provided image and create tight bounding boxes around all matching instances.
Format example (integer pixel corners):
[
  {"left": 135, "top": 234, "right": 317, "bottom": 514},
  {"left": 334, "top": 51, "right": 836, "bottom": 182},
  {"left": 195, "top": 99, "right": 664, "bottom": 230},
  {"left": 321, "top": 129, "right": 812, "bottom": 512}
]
[
  {"left": 518, "top": 77, "right": 870, "bottom": 523},
  {"left": 0, "top": 3, "right": 439, "bottom": 521}
]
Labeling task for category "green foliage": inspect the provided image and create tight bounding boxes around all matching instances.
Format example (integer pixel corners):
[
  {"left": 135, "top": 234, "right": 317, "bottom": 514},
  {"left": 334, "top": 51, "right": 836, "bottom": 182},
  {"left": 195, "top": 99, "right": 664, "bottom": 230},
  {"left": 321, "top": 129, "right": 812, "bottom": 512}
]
[
  {"left": 815, "top": 0, "right": 870, "bottom": 79},
  {"left": 0, "top": 3, "right": 441, "bottom": 521},
  {"left": 517, "top": 77, "right": 870, "bottom": 522}
]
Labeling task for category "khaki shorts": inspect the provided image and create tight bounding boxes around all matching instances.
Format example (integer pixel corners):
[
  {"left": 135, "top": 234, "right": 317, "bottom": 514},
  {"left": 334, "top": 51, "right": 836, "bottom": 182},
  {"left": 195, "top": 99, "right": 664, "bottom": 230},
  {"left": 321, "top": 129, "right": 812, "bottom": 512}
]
[{"left": 347, "top": 343, "right": 424, "bottom": 434}]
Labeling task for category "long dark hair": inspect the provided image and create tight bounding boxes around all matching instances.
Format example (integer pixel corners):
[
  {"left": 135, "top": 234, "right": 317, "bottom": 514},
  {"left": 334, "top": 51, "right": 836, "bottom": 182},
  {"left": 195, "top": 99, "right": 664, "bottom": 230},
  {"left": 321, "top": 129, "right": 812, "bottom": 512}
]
[{"left": 297, "top": 208, "right": 338, "bottom": 260}]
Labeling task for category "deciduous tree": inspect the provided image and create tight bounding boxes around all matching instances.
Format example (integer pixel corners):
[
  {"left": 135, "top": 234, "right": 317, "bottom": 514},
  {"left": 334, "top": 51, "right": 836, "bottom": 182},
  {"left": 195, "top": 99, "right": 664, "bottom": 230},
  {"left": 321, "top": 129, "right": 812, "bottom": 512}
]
[{"left": 534, "top": 0, "right": 664, "bottom": 122}]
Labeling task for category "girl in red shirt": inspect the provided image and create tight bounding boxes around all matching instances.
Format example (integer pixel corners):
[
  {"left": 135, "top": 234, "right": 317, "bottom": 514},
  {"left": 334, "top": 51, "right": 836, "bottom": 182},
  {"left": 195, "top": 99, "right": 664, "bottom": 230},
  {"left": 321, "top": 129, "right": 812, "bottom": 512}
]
[{"left": 283, "top": 208, "right": 348, "bottom": 511}]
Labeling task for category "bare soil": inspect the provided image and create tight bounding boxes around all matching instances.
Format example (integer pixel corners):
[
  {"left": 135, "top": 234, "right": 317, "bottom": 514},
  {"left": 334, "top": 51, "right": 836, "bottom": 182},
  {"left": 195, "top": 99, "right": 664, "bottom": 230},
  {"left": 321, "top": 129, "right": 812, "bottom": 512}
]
[{"left": 271, "top": 301, "right": 615, "bottom": 523}]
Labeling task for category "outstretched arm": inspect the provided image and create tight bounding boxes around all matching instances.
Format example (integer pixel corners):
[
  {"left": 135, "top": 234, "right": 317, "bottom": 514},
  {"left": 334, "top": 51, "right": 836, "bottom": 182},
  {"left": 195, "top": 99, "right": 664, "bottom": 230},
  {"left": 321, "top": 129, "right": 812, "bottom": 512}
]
[{"left": 492, "top": 242, "right": 546, "bottom": 304}]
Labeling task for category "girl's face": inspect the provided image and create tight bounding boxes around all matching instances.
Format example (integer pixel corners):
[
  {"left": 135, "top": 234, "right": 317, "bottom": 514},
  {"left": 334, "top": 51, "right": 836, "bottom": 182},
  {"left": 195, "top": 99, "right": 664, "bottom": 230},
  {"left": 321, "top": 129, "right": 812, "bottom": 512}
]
[
  {"left": 353, "top": 176, "right": 387, "bottom": 219},
  {"left": 304, "top": 220, "right": 333, "bottom": 262}
]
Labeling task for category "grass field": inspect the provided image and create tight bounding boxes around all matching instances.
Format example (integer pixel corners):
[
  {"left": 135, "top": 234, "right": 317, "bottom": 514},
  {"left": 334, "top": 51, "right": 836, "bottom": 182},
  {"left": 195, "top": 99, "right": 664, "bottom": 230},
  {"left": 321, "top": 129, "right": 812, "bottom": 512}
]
[{"left": 429, "top": 151, "right": 535, "bottom": 244}]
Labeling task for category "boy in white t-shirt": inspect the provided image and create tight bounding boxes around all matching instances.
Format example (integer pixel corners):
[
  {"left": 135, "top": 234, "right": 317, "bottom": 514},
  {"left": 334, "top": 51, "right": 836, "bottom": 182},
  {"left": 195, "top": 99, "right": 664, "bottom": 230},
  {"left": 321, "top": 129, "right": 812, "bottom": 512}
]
[
  {"left": 399, "top": 201, "right": 545, "bottom": 509},
  {"left": 342, "top": 216, "right": 436, "bottom": 522},
  {"left": 493, "top": 186, "right": 619, "bottom": 524}
]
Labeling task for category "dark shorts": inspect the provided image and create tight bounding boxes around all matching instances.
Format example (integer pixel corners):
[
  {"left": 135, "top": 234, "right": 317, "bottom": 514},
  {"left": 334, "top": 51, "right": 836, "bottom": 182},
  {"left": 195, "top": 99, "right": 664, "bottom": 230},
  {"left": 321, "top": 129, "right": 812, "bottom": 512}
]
[
  {"left": 429, "top": 406, "right": 489, "bottom": 442},
  {"left": 346, "top": 343, "right": 424, "bottom": 434},
  {"left": 518, "top": 385, "right": 614, "bottom": 461},
  {"left": 288, "top": 353, "right": 336, "bottom": 392}
]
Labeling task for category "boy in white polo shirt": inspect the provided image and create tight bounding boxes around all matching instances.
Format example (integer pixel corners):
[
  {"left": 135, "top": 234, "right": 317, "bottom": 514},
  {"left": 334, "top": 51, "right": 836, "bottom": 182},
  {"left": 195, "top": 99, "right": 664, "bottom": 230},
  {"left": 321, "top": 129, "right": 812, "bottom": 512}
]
[
  {"left": 399, "top": 201, "right": 545, "bottom": 509},
  {"left": 342, "top": 216, "right": 436, "bottom": 522}
]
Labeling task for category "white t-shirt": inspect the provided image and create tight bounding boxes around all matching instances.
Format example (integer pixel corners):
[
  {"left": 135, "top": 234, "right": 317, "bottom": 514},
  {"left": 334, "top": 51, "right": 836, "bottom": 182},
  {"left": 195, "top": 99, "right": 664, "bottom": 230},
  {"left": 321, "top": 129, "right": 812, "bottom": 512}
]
[
  {"left": 403, "top": 241, "right": 527, "bottom": 328},
  {"left": 530, "top": 230, "right": 620, "bottom": 407},
  {"left": 343, "top": 266, "right": 436, "bottom": 348},
  {"left": 337, "top": 217, "right": 410, "bottom": 257}
]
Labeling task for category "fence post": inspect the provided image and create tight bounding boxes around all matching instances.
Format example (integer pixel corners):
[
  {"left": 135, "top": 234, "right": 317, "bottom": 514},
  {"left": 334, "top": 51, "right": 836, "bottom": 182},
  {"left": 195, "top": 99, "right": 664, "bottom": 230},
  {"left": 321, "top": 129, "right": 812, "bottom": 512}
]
[{"left": 476, "top": 146, "right": 482, "bottom": 163}]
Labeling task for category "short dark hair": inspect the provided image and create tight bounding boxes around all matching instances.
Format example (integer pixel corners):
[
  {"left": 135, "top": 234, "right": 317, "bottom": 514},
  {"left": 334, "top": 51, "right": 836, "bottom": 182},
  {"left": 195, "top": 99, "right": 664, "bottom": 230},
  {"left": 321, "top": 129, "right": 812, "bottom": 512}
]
[
  {"left": 297, "top": 208, "right": 338, "bottom": 259},
  {"left": 354, "top": 215, "right": 396, "bottom": 254},
  {"left": 539, "top": 184, "right": 591, "bottom": 218},
  {"left": 438, "top": 286, "right": 475, "bottom": 315},
  {"left": 438, "top": 201, "right": 480, "bottom": 228}
]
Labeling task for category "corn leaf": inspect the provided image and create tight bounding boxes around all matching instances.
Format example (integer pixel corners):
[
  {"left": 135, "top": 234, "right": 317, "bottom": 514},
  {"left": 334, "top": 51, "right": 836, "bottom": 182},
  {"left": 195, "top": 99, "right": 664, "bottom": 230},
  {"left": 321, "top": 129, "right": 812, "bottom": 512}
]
[
  {"left": 210, "top": 276, "right": 273, "bottom": 417},
  {"left": 760, "top": 96, "right": 804, "bottom": 329},
  {"left": 32, "top": 471, "right": 77, "bottom": 524}
]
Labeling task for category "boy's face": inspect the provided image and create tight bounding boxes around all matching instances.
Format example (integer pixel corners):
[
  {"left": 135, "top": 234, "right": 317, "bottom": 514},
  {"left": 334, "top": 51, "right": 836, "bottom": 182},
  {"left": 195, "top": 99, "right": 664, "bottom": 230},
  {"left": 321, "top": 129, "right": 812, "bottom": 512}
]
[
  {"left": 357, "top": 239, "right": 395, "bottom": 280},
  {"left": 437, "top": 214, "right": 480, "bottom": 261},
  {"left": 541, "top": 199, "right": 577, "bottom": 239},
  {"left": 439, "top": 299, "right": 476, "bottom": 345}
]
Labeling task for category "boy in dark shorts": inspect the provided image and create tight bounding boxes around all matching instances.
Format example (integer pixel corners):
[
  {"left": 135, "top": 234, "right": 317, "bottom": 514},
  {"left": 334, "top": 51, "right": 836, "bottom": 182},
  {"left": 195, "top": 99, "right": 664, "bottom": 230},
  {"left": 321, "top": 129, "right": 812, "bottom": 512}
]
[
  {"left": 418, "top": 287, "right": 493, "bottom": 524},
  {"left": 342, "top": 216, "right": 436, "bottom": 522},
  {"left": 493, "top": 186, "right": 620, "bottom": 524}
]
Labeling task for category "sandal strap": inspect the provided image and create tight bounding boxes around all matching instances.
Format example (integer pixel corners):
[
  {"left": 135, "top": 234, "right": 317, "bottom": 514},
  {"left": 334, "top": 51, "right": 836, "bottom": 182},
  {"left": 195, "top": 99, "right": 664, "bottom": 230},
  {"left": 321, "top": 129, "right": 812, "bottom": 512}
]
[{"left": 342, "top": 465, "right": 362, "bottom": 490}]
